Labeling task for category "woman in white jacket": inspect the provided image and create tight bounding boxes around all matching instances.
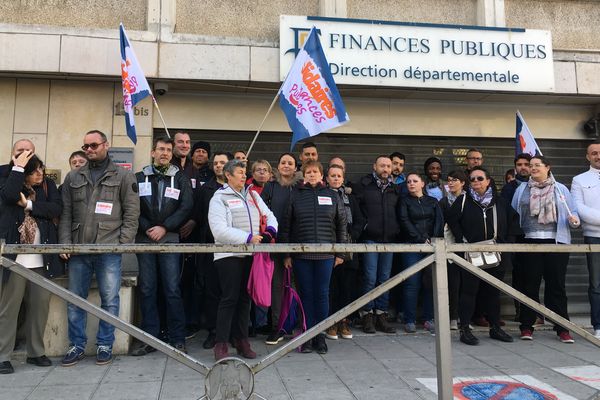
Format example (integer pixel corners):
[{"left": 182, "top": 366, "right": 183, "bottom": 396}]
[{"left": 208, "top": 159, "right": 277, "bottom": 361}]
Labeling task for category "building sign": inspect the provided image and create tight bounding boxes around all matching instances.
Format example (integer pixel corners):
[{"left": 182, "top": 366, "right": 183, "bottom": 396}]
[
  {"left": 108, "top": 147, "right": 134, "bottom": 170},
  {"left": 280, "top": 16, "right": 554, "bottom": 93},
  {"left": 45, "top": 168, "right": 61, "bottom": 184}
]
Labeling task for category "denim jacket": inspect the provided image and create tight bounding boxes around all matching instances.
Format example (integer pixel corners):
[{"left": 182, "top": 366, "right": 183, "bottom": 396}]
[{"left": 512, "top": 180, "right": 579, "bottom": 244}]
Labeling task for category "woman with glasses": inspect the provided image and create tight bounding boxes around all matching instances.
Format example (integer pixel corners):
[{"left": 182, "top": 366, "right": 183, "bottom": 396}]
[
  {"left": 246, "top": 160, "right": 273, "bottom": 195},
  {"left": 398, "top": 172, "right": 444, "bottom": 334},
  {"left": 512, "top": 155, "right": 580, "bottom": 343},
  {"left": 439, "top": 170, "right": 468, "bottom": 330},
  {"left": 0, "top": 152, "right": 62, "bottom": 374},
  {"left": 447, "top": 167, "right": 520, "bottom": 345}
]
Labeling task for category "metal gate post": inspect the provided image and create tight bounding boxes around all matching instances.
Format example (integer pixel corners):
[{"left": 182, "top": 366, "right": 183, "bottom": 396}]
[{"left": 432, "top": 238, "right": 453, "bottom": 399}]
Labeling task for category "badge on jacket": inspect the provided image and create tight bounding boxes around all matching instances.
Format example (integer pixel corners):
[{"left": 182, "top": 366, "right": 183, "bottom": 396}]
[
  {"left": 95, "top": 202, "right": 113, "bottom": 215},
  {"left": 318, "top": 196, "right": 333, "bottom": 205},
  {"left": 138, "top": 182, "right": 152, "bottom": 196}
]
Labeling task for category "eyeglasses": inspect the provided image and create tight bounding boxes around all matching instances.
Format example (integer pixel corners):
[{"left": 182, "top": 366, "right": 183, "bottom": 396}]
[
  {"left": 82, "top": 141, "right": 106, "bottom": 151},
  {"left": 254, "top": 168, "right": 269, "bottom": 173},
  {"left": 469, "top": 176, "right": 486, "bottom": 182},
  {"left": 447, "top": 177, "right": 462, "bottom": 183}
]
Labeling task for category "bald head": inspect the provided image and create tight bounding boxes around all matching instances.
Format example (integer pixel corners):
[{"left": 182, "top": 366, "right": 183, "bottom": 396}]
[{"left": 12, "top": 139, "right": 35, "bottom": 156}]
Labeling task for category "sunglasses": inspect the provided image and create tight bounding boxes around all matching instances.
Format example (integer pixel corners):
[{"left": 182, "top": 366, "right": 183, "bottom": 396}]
[
  {"left": 469, "top": 176, "right": 486, "bottom": 182},
  {"left": 82, "top": 141, "right": 106, "bottom": 151}
]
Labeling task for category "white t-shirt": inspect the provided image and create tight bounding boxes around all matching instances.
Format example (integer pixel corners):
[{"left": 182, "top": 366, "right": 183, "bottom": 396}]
[{"left": 15, "top": 227, "right": 43, "bottom": 269}]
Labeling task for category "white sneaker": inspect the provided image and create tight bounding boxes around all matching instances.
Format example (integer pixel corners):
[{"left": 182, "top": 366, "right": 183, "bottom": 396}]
[
  {"left": 594, "top": 329, "right": 600, "bottom": 339},
  {"left": 450, "top": 319, "right": 458, "bottom": 330}
]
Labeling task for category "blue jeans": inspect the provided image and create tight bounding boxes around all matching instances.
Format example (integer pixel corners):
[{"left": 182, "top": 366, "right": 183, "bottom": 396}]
[
  {"left": 293, "top": 258, "right": 334, "bottom": 329},
  {"left": 67, "top": 254, "right": 121, "bottom": 348},
  {"left": 401, "top": 253, "right": 433, "bottom": 323},
  {"left": 585, "top": 236, "right": 600, "bottom": 330},
  {"left": 362, "top": 241, "right": 394, "bottom": 312},
  {"left": 137, "top": 252, "right": 186, "bottom": 344}
]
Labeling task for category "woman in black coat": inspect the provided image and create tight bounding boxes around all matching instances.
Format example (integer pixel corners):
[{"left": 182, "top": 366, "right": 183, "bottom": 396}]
[
  {"left": 279, "top": 160, "right": 347, "bottom": 354},
  {"left": 324, "top": 163, "right": 366, "bottom": 341},
  {"left": 398, "top": 172, "right": 443, "bottom": 334},
  {"left": 260, "top": 152, "right": 301, "bottom": 345},
  {"left": 0, "top": 152, "right": 62, "bottom": 374},
  {"left": 446, "top": 166, "right": 521, "bottom": 346}
]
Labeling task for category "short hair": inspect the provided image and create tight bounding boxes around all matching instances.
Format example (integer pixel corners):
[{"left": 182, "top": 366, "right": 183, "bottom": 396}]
[
  {"left": 447, "top": 169, "right": 467, "bottom": 183},
  {"left": 277, "top": 152, "right": 297, "bottom": 167},
  {"left": 152, "top": 136, "right": 174, "bottom": 150},
  {"left": 174, "top": 131, "right": 190, "bottom": 139},
  {"left": 389, "top": 152, "right": 406, "bottom": 161},
  {"left": 405, "top": 171, "right": 424, "bottom": 182},
  {"left": 467, "top": 148, "right": 483, "bottom": 156},
  {"left": 234, "top": 150, "right": 247, "bottom": 156},
  {"left": 505, "top": 168, "right": 516, "bottom": 182},
  {"left": 469, "top": 166, "right": 491, "bottom": 179},
  {"left": 251, "top": 159, "right": 273, "bottom": 174},
  {"left": 223, "top": 159, "right": 246, "bottom": 177},
  {"left": 12, "top": 139, "right": 35, "bottom": 153},
  {"left": 301, "top": 160, "right": 323, "bottom": 175},
  {"left": 69, "top": 151, "right": 86, "bottom": 161},
  {"left": 85, "top": 130, "right": 108, "bottom": 142},
  {"left": 213, "top": 151, "right": 232, "bottom": 160},
  {"left": 587, "top": 141, "right": 600, "bottom": 152},
  {"left": 301, "top": 142, "right": 317, "bottom": 150},
  {"left": 374, "top": 154, "right": 392, "bottom": 163},
  {"left": 514, "top": 153, "right": 532, "bottom": 164}
]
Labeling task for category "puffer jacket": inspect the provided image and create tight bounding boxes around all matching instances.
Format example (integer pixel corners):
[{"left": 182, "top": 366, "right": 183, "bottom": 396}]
[
  {"left": 354, "top": 174, "right": 402, "bottom": 243},
  {"left": 0, "top": 167, "right": 63, "bottom": 281},
  {"left": 399, "top": 194, "right": 444, "bottom": 243},
  {"left": 208, "top": 184, "right": 277, "bottom": 261},
  {"left": 279, "top": 182, "right": 347, "bottom": 252},
  {"left": 59, "top": 158, "right": 140, "bottom": 245},
  {"left": 135, "top": 164, "right": 193, "bottom": 243}
]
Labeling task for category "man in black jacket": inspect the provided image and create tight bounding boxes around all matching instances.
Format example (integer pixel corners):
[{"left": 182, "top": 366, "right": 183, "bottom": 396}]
[
  {"left": 197, "top": 151, "right": 232, "bottom": 349},
  {"left": 131, "top": 136, "right": 193, "bottom": 356},
  {"left": 354, "top": 155, "right": 400, "bottom": 334}
]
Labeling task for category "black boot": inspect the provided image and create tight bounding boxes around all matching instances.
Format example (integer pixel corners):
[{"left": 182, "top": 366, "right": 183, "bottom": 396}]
[
  {"left": 312, "top": 333, "right": 328, "bottom": 354},
  {"left": 460, "top": 327, "right": 479, "bottom": 346},
  {"left": 203, "top": 330, "right": 216, "bottom": 349},
  {"left": 490, "top": 325, "right": 514, "bottom": 342}
]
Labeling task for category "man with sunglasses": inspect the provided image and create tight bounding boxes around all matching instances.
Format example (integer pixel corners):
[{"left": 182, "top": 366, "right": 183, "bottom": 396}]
[{"left": 59, "top": 130, "right": 139, "bottom": 367}]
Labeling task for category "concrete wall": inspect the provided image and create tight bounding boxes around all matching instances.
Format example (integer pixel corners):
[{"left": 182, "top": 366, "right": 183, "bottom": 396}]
[
  {"left": 0, "top": 78, "right": 154, "bottom": 182},
  {"left": 175, "top": 0, "right": 319, "bottom": 42},
  {"left": 506, "top": 0, "right": 600, "bottom": 50},
  {"left": 0, "top": 0, "right": 147, "bottom": 30},
  {"left": 347, "top": 0, "right": 478, "bottom": 25}
]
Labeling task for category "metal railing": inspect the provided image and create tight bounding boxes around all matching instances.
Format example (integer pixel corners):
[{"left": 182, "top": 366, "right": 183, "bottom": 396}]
[{"left": 1, "top": 240, "right": 600, "bottom": 400}]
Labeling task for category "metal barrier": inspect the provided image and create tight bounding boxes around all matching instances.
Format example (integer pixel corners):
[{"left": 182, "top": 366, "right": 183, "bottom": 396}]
[{"left": 1, "top": 240, "right": 600, "bottom": 400}]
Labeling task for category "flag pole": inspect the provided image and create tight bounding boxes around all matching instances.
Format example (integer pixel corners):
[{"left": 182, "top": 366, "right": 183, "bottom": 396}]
[
  {"left": 246, "top": 91, "right": 280, "bottom": 159},
  {"left": 151, "top": 95, "right": 171, "bottom": 138}
]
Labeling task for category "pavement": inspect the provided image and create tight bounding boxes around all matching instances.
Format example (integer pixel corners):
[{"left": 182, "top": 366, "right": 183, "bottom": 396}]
[{"left": 1, "top": 317, "right": 600, "bottom": 400}]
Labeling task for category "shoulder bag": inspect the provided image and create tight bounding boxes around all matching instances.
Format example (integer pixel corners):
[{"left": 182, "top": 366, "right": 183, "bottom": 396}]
[{"left": 465, "top": 205, "right": 501, "bottom": 269}]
